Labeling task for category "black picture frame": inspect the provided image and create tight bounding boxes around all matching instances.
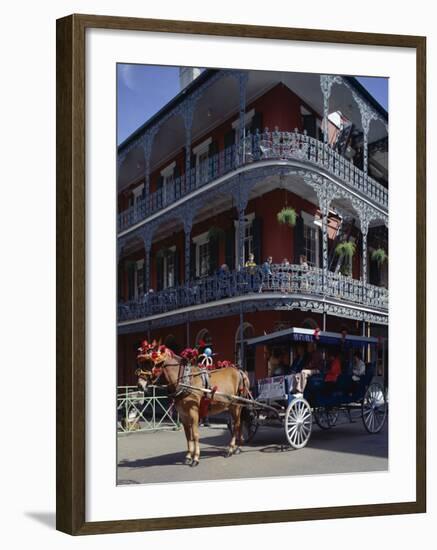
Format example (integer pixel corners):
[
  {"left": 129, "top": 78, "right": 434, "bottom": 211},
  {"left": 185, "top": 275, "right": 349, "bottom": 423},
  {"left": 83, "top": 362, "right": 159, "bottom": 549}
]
[{"left": 56, "top": 14, "right": 426, "bottom": 535}]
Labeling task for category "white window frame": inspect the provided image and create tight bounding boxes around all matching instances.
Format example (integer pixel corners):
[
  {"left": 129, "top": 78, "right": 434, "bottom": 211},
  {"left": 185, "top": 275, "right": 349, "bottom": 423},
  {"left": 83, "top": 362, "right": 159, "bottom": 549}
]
[
  {"left": 192, "top": 231, "right": 210, "bottom": 278},
  {"left": 231, "top": 108, "right": 255, "bottom": 130},
  {"left": 234, "top": 212, "right": 255, "bottom": 266},
  {"left": 301, "top": 211, "right": 320, "bottom": 268}
]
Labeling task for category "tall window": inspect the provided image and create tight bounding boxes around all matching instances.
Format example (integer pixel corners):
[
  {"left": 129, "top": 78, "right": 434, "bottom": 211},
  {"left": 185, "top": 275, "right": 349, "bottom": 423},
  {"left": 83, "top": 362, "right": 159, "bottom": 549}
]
[
  {"left": 135, "top": 259, "right": 144, "bottom": 299},
  {"left": 193, "top": 233, "right": 210, "bottom": 278},
  {"left": 157, "top": 247, "right": 177, "bottom": 290},
  {"left": 163, "top": 247, "right": 176, "bottom": 289},
  {"left": 235, "top": 212, "right": 255, "bottom": 266},
  {"left": 193, "top": 138, "right": 212, "bottom": 186},
  {"left": 163, "top": 249, "right": 175, "bottom": 289},
  {"left": 197, "top": 150, "right": 209, "bottom": 185},
  {"left": 129, "top": 184, "right": 144, "bottom": 215},
  {"left": 302, "top": 212, "right": 320, "bottom": 267},
  {"left": 198, "top": 241, "right": 210, "bottom": 277},
  {"left": 160, "top": 162, "right": 176, "bottom": 206}
]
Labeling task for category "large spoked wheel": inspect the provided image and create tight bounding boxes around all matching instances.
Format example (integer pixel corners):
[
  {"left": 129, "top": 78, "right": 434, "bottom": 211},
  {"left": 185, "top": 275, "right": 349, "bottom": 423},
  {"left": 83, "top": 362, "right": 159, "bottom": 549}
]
[
  {"left": 362, "top": 382, "right": 387, "bottom": 434},
  {"left": 285, "top": 397, "right": 312, "bottom": 449},
  {"left": 314, "top": 407, "right": 339, "bottom": 430}
]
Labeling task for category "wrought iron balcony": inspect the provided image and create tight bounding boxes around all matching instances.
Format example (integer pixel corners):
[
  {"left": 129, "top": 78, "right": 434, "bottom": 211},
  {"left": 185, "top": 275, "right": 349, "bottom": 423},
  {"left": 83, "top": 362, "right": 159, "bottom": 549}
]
[
  {"left": 117, "top": 264, "right": 388, "bottom": 323},
  {"left": 117, "top": 130, "right": 388, "bottom": 233}
]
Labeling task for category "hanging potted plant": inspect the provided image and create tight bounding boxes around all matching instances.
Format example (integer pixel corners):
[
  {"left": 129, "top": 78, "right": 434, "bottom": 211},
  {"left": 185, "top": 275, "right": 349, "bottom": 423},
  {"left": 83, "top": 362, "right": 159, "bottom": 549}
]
[
  {"left": 335, "top": 241, "right": 356, "bottom": 276},
  {"left": 207, "top": 225, "right": 225, "bottom": 241},
  {"left": 371, "top": 248, "right": 388, "bottom": 266},
  {"left": 276, "top": 206, "right": 297, "bottom": 227}
]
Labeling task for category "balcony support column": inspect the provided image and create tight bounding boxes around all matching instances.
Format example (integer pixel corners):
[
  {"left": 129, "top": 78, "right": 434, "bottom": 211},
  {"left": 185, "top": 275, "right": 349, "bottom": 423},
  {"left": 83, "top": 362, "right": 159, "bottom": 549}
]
[
  {"left": 236, "top": 72, "right": 248, "bottom": 166},
  {"left": 140, "top": 228, "right": 153, "bottom": 295},
  {"left": 361, "top": 225, "right": 369, "bottom": 286},
  {"left": 142, "top": 131, "right": 155, "bottom": 213},
  {"left": 320, "top": 75, "right": 342, "bottom": 145},
  {"left": 181, "top": 99, "right": 195, "bottom": 189},
  {"left": 235, "top": 176, "right": 250, "bottom": 270},
  {"left": 183, "top": 212, "right": 194, "bottom": 285},
  {"left": 237, "top": 207, "right": 246, "bottom": 271},
  {"left": 320, "top": 197, "right": 330, "bottom": 296},
  {"left": 351, "top": 90, "right": 378, "bottom": 175}
]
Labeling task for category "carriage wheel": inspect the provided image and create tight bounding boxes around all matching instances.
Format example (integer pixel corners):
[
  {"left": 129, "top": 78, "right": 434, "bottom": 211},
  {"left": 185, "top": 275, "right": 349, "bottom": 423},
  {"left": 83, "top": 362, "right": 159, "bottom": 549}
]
[
  {"left": 285, "top": 397, "right": 312, "bottom": 449},
  {"left": 314, "top": 407, "right": 339, "bottom": 430},
  {"left": 362, "top": 382, "right": 387, "bottom": 434}
]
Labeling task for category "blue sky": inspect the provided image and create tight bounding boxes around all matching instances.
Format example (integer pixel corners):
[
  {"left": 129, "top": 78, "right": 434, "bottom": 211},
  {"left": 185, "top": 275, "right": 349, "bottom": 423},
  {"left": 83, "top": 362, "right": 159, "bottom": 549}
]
[{"left": 117, "top": 65, "right": 388, "bottom": 144}]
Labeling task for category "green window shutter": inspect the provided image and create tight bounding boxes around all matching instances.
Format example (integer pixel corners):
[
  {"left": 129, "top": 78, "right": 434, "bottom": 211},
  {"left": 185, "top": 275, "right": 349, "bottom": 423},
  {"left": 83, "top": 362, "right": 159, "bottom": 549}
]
[
  {"left": 224, "top": 130, "right": 236, "bottom": 171},
  {"left": 190, "top": 242, "right": 196, "bottom": 280},
  {"left": 127, "top": 262, "right": 135, "bottom": 300},
  {"left": 224, "top": 129, "right": 235, "bottom": 147},
  {"left": 174, "top": 249, "right": 180, "bottom": 286},
  {"left": 156, "top": 255, "right": 164, "bottom": 291},
  {"left": 208, "top": 140, "right": 219, "bottom": 179},
  {"left": 250, "top": 111, "right": 263, "bottom": 133},
  {"left": 209, "top": 236, "right": 219, "bottom": 275},
  {"left": 174, "top": 164, "right": 181, "bottom": 197},
  {"left": 302, "top": 114, "right": 317, "bottom": 138},
  {"left": 294, "top": 214, "right": 305, "bottom": 263},
  {"left": 225, "top": 225, "right": 236, "bottom": 270},
  {"left": 252, "top": 217, "right": 263, "bottom": 265}
]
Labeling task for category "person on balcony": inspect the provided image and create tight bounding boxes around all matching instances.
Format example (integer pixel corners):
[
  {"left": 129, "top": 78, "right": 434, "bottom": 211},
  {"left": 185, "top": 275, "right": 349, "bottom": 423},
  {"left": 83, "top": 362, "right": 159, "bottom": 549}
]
[
  {"left": 245, "top": 252, "right": 256, "bottom": 270},
  {"left": 216, "top": 263, "right": 230, "bottom": 299},
  {"left": 245, "top": 253, "right": 257, "bottom": 293},
  {"left": 259, "top": 256, "right": 273, "bottom": 292}
]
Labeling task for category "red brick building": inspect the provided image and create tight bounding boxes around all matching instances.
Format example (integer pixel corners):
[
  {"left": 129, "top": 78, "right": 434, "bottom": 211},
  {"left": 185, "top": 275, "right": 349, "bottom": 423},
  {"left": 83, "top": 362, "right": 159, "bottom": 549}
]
[{"left": 117, "top": 68, "right": 388, "bottom": 386}]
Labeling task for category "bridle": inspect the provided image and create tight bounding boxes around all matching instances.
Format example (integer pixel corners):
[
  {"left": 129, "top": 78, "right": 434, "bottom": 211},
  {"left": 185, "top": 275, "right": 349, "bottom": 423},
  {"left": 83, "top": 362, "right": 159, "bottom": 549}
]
[{"left": 135, "top": 359, "right": 181, "bottom": 387}]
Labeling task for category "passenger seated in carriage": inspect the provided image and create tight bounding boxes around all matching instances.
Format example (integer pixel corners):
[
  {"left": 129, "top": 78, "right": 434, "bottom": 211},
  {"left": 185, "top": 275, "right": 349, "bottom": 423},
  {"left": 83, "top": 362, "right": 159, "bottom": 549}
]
[
  {"left": 293, "top": 342, "right": 323, "bottom": 393},
  {"left": 349, "top": 350, "right": 366, "bottom": 393},
  {"left": 289, "top": 344, "right": 306, "bottom": 374},
  {"left": 322, "top": 349, "right": 342, "bottom": 396}
]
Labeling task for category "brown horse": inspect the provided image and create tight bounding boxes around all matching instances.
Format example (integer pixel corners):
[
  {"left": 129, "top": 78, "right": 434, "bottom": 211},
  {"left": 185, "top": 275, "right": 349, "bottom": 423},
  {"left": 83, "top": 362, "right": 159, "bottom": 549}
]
[{"left": 136, "top": 348, "right": 250, "bottom": 467}]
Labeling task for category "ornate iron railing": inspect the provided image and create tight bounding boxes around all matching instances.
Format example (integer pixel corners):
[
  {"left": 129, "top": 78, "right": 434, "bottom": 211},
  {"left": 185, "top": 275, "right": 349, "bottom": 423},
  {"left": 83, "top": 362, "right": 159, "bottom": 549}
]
[
  {"left": 117, "top": 385, "right": 180, "bottom": 433},
  {"left": 118, "top": 264, "right": 388, "bottom": 322},
  {"left": 117, "top": 129, "right": 388, "bottom": 232}
]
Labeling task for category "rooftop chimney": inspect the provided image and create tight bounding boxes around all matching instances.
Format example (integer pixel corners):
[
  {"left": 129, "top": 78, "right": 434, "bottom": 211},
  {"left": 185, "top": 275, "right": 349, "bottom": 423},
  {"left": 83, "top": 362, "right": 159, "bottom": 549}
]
[{"left": 179, "top": 67, "right": 202, "bottom": 90}]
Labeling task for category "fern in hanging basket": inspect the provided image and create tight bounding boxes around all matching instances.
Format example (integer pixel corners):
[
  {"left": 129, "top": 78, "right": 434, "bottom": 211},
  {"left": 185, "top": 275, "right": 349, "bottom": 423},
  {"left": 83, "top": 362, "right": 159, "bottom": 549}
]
[
  {"left": 335, "top": 241, "right": 356, "bottom": 259},
  {"left": 371, "top": 248, "right": 388, "bottom": 266},
  {"left": 207, "top": 225, "right": 225, "bottom": 241},
  {"left": 277, "top": 207, "right": 297, "bottom": 227}
]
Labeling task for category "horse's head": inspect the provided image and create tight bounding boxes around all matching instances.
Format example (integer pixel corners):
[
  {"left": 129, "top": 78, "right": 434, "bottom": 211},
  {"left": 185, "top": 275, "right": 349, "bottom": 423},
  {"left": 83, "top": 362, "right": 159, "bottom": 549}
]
[{"left": 135, "top": 340, "right": 174, "bottom": 392}]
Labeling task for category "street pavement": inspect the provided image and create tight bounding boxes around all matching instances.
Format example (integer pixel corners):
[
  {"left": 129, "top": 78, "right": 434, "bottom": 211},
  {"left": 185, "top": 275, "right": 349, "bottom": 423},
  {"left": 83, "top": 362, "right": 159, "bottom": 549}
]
[{"left": 117, "top": 414, "right": 388, "bottom": 485}]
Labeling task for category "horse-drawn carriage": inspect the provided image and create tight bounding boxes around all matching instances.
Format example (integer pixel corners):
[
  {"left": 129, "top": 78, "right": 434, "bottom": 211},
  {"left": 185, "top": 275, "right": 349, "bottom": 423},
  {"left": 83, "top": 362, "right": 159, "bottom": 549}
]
[
  {"left": 236, "top": 327, "right": 388, "bottom": 449},
  {"left": 135, "top": 327, "right": 387, "bottom": 465}
]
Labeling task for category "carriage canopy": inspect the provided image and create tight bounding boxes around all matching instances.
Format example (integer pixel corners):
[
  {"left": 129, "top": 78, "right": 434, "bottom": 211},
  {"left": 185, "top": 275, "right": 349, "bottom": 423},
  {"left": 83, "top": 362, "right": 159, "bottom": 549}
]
[{"left": 245, "top": 327, "right": 378, "bottom": 349}]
